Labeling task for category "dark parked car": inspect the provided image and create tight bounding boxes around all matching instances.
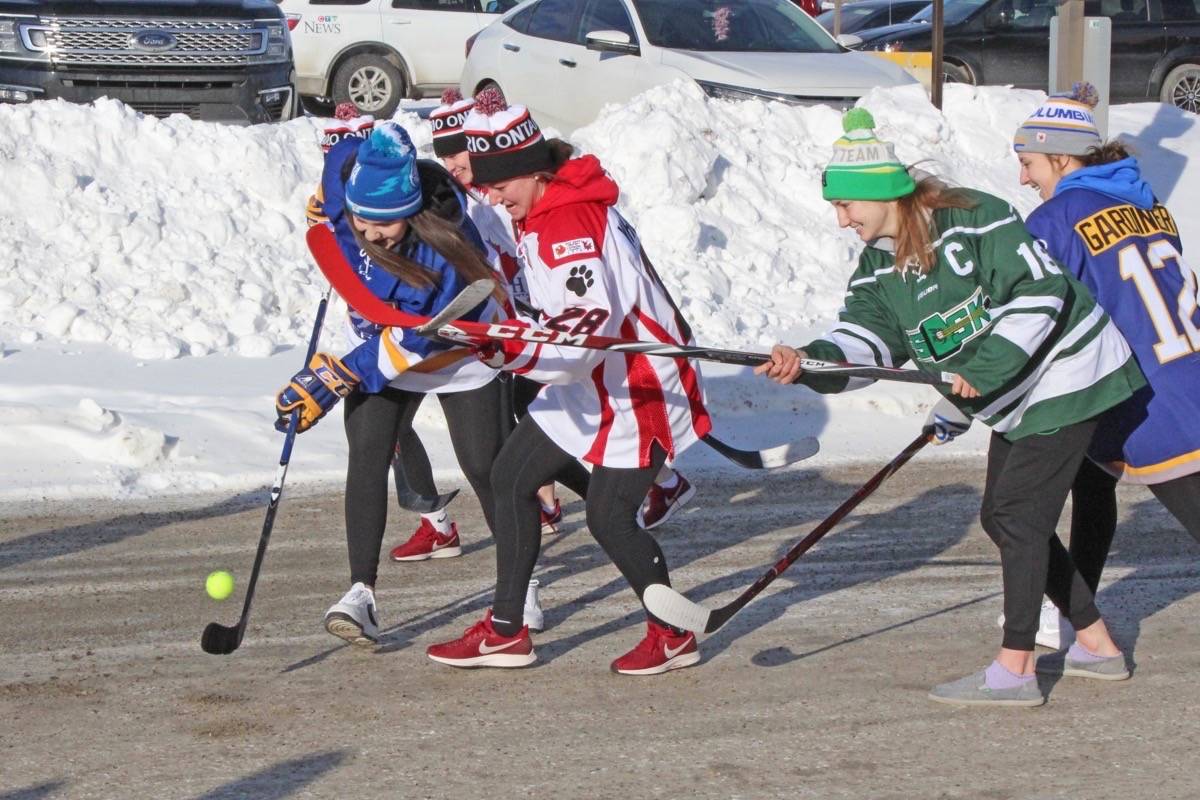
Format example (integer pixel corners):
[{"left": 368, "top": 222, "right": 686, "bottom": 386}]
[
  {"left": 0, "top": 0, "right": 298, "bottom": 123},
  {"left": 853, "top": 0, "right": 1200, "bottom": 111},
  {"left": 816, "top": 0, "right": 930, "bottom": 35}
]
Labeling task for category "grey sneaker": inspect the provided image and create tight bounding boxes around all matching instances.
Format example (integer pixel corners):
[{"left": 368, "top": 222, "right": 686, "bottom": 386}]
[
  {"left": 928, "top": 668, "right": 1045, "bottom": 707},
  {"left": 1038, "top": 645, "right": 1130, "bottom": 681}
]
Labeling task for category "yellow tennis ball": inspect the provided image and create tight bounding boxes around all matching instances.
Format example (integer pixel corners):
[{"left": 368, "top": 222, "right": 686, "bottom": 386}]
[{"left": 206, "top": 570, "right": 235, "bottom": 601}]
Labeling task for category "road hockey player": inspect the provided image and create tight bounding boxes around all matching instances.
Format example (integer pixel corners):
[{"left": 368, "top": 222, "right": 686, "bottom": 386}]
[
  {"left": 429, "top": 88, "right": 695, "bottom": 533},
  {"left": 305, "top": 103, "right": 466, "bottom": 566},
  {"left": 1008, "top": 83, "right": 1200, "bottom": 644},
  {"left": 277, "top": 121, "right": 539, "bottom": 647},
  {"left": 425, "top": 91, "right": 711, "bottom": 675},
  {"left": 756, "top": 108, "right": 1145, "bottom": 707}
]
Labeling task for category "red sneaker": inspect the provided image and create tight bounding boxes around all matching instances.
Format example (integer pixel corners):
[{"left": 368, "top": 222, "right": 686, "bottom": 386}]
[
  {"left": 389, "top": 519, "right": 462, "bottom": 562},
  {"left": 637, "top": 473, "right": 695, "bottom": 530},
  {"left": 426, "top": 611, "right": 536, "bottom": 668},
  {"left": 611, "top": 620, "right": 700, "bottom": 675},
  {"left": 540, "top": 499, "right": 563, "bottom": 536}
]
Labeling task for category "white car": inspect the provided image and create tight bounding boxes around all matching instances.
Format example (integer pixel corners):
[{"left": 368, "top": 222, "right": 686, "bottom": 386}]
[
  {"left": 460, "top": 0, "right": 917, "bottom": 133},
  {"left": 281, "top": 0, "right": 521, "bottom": 117}
]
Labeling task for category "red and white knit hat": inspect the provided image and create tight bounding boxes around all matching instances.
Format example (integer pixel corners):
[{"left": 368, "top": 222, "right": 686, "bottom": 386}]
[
  {"left": 319, "top": 102, "right": 375, "bottom": 153},
  {"left": 429, "top": 88, "right": 475, "bottom": 158},
  {"left": 463, "top": 88, "right": 553, "bottom": 185}
]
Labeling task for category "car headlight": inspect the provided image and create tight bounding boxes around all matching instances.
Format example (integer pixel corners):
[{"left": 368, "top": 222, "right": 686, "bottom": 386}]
[
  {"left": 877, "top": 41, "right": 905, "bottom": 53},
  {"left": 253, "top": 19, "right": 291, "bottom": 63},
  {"left": 696, "top": 81, "right": 795, "bottom": 104}
]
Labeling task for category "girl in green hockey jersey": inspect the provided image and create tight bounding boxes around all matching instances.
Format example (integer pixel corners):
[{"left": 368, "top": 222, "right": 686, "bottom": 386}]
[{"left": 756, "top": 108, "right": 1146, "bottom": 707}]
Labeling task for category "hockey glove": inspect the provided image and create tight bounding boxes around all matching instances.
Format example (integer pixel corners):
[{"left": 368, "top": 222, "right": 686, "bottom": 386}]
[
  {"left": 925, "top": 397, "right": 972, "bottom": 445},
  {"left": 275, "top": 353, "right": 361, "bottom": 433}
]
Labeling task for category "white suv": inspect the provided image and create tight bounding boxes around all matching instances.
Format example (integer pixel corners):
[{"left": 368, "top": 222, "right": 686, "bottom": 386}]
[{"left": 282, "top": 0, "right": 520, "bottom": 117}]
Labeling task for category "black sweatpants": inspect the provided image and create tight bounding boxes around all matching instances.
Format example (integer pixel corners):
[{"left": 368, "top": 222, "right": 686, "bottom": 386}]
[
  {"left": 343, "top": 379, "right": 509, "bottom": 587},
  {"left": 488, "top": 414, "right": 670, "bottom": 635},
  {"left": 980, "top": 420, "right": 1102, "bottom": 651},
  {"left": 1054, "top": 461, "right": 1200, "bottom": 598}
]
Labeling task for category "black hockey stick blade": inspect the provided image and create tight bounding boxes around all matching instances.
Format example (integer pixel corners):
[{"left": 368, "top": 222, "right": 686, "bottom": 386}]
[
  {"left": 645, "top": 429, "right": 932, "bottom": 635},
  {"left": 396, "top": 486, "right": 460, "bottom": 514},
  {"left": 201, "top": 619, "right": 246, "bottom": 655},
  {"left": 702, "top": 434, "right": 819, "bottom": 470}
]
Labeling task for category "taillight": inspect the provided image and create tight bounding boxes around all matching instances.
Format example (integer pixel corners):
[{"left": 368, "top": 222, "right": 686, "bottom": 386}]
[
  {"left": 465, "top": 31, "right": 480, "bottom": 59},
  {"left": 286, "top": 13, "right": 301, "bottom": 31}
]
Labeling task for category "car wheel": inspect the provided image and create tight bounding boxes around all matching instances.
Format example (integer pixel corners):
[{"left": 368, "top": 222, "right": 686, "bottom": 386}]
[
  {"left": 1160, "top": 63, "right": 1200, "bottom": 114},
  {"left": 333, "top": 54, "right": 405, "bottom": 117},
  {"left": 476, "top": 79, "right": 504, "bottom": 99},
  {"left": 942, "top": 61, "right": 975, "bottom": 85}
]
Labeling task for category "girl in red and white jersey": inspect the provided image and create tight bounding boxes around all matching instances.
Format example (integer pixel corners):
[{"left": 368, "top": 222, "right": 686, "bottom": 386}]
[{"left": 426, "top": 92, "right": 711, "bottom": 675}]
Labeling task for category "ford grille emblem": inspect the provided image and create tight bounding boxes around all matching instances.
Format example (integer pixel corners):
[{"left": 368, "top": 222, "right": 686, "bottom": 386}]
[{"left": 129, "top": 30, "right": 178, "bottom": 51}]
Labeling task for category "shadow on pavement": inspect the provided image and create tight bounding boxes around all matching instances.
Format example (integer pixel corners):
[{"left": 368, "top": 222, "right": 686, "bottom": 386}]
[{"left": 192, "top": 750, "right": 348, "bottom": 800}]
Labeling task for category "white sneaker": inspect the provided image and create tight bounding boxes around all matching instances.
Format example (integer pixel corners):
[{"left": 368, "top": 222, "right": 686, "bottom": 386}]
[
  {"left": 996, "top": 598, "right": 1072, "bottom": 650},
  {"left": 324, "top": 582, "right": 379, "bottom": 647},
  {"left": 523, "top": 579, "right": 544, "bottom": 632}
]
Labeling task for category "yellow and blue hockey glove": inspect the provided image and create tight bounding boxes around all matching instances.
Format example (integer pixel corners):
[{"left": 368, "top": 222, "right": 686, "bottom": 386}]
[{"left": 275, "top": 353, "right": 360, "bottom": 433}]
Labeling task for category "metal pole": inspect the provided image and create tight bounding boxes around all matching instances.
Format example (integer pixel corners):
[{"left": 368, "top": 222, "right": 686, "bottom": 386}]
[
  {"left": 931, "top": 0, "right": 944, "bottom": 109},
  {"left": 834, "top": 0, "right": 843, "bottom": 38},
  {"left": 1055, "top": 0, "right": 1085, "bottom": 90}
]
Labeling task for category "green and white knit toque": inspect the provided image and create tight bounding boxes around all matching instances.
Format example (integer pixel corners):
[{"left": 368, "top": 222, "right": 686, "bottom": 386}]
[{"left": 822, "top": 108, "right": 916, "bottom": 201}]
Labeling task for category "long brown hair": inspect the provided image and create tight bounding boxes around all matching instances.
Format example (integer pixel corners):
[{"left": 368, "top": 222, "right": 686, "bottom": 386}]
[
  {"left": 893, "top": 176, "right": 978, "bottom": 275},
  {"left": 350, "top": 211, "right": 501, "bottom": 301}
]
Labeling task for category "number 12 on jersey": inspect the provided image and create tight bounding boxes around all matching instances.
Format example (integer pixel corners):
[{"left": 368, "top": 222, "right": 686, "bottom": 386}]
[{"left": 1119, "top": 239, "right": 1200, "bottom": 364}]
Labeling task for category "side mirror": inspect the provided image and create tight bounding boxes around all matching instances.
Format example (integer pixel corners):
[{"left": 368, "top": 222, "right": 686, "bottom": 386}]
[
  {"left": 585, "top": 29, "right": 641, "bottom": 55},
  {"left": 835, "top": 33, "right": 863, "bottom": 47}
]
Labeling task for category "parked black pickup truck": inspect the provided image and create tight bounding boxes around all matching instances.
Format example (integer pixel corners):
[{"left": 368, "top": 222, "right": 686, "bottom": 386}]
[{"left": 0, "top": 0, "right": 297, "bottom": 122}]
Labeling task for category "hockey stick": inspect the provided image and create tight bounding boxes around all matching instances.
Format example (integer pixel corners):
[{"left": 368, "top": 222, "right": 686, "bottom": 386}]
[
  {"left": 201, "top": 287, "right": 333, "bottom": 655},
  {"left": 702, "top": 433, "right": 819, "bottom": 469},
  {"left": 642, "top": 429, "right": 933, "bottom": 634},
  {"left": 307, "top": 223, "right": 946, "bottom": 386}
]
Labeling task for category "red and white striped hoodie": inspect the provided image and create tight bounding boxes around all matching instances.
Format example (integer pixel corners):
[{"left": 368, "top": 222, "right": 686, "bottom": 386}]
[{"left": 500, "top": 156, "right": 711, "bottom": 468}]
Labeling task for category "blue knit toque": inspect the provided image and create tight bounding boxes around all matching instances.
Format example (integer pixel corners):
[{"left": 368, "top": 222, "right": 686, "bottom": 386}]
[{"left": 345, "top": 122, "right": 423, "bottom": 221}]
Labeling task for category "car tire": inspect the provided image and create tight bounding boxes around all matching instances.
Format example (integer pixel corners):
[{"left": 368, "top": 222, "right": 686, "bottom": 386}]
[
  {"left": 1160, "top": 63, "right": 1200, "bottom": 114},
  {"left": 333, "top": 54, "right": 405, "bottom": 118},
  {"left": 942, "top": 61, "right": 974, "bottom": 85},
  {"left": 476, "top": 79, "right": 504, "bottom": 99}
]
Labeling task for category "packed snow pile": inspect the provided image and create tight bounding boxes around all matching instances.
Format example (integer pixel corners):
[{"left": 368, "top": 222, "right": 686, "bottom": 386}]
[{"left": 0, "top": 86, "right": 1196, "bottom": 500}]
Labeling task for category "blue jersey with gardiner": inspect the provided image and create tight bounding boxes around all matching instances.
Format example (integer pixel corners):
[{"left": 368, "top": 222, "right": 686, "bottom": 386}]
[
  {"left": 1026, "top": 160, "right": 1200, "bottom": 483},
  {"left": 319, "top": 137, "right": 493, "bottom": 393}
]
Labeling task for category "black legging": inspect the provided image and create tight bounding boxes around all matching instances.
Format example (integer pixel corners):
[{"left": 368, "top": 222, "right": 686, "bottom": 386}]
[
  {"left": 508, "top": 375, "right": 591, "bottom": 499},
  {"left": 488, "top": 414, "right": 670, "bottom": 635},
  {"left": 980, "top": 420, "right": 1102, "bottom": 651},
  {"left": 1052, "top": 459, "right": 1200, "bottom": 599},
  {"left": 343, "top": 379, "right": 509, "bottom": 587}
]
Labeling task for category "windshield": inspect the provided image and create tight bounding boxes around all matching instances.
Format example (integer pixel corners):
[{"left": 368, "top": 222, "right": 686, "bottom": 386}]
[
  {"left": 816, "top": 5, "right": 880, "bottom": 27},
  {"left": 631, "top": 0, "right": 841, "bottom": 52},
  {"left": 909, "top": 0, "right": 989, "bottom": 25}
]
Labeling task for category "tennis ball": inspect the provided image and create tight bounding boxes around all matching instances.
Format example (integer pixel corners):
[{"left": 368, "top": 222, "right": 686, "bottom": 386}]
[{"left": 206, "top": 570, "right": 235, "bottom": 601}]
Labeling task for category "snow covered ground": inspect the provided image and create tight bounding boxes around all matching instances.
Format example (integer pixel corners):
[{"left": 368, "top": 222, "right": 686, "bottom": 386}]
[{"left": 0, "top": 84, "right": 1196, "bottom": 503}]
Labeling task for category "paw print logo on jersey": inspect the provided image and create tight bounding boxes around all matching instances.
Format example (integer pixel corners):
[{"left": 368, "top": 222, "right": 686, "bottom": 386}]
[{"left": 566, "top": 266, "right": 595, "bottom": 297}]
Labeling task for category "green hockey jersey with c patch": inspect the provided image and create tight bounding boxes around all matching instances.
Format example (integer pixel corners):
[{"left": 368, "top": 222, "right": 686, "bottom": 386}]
[{"left": 803, "top": 190, "right": 1144, "bottom": 440}]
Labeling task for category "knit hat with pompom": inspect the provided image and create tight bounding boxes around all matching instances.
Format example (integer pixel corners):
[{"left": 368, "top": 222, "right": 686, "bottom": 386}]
[
  {"left": 319, "top": 102, "right": 375, "bottom": 154},
  {"left": 344, "top": 122, "right": 423, "bottom": 221},
  {"left": 462, "top": 87, "right": 553, "bottom": 185},
  {"left": 429, "top": 88, "right": 476, "bottom": 157},
  {"left": 1013, "top": 82, "right": 1102, "bottom": 156},
  {"left": 822, "top": 108, "right": 915, "bottom": 201}
]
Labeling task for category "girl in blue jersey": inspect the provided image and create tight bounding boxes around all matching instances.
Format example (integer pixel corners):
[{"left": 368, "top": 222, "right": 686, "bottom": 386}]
[
  {"left": 276, "top": 121, "right": 517, "bottom": 647},
  {"left": 1013, "top": 84, "right": 1200, "bottom": 628}
]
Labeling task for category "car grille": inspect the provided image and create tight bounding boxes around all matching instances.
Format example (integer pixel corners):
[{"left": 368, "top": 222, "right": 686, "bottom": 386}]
[
  {"left": 19, "top": 17, "right": 268, "bottom": 68},
  {"left": 123, "top": 101, "right": 204, "bottom": 119}
]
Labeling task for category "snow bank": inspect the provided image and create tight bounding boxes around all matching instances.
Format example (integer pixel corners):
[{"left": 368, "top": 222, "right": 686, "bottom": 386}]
[{"left": 1, "top": 86, "right": 1196, "bottom": 501}]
